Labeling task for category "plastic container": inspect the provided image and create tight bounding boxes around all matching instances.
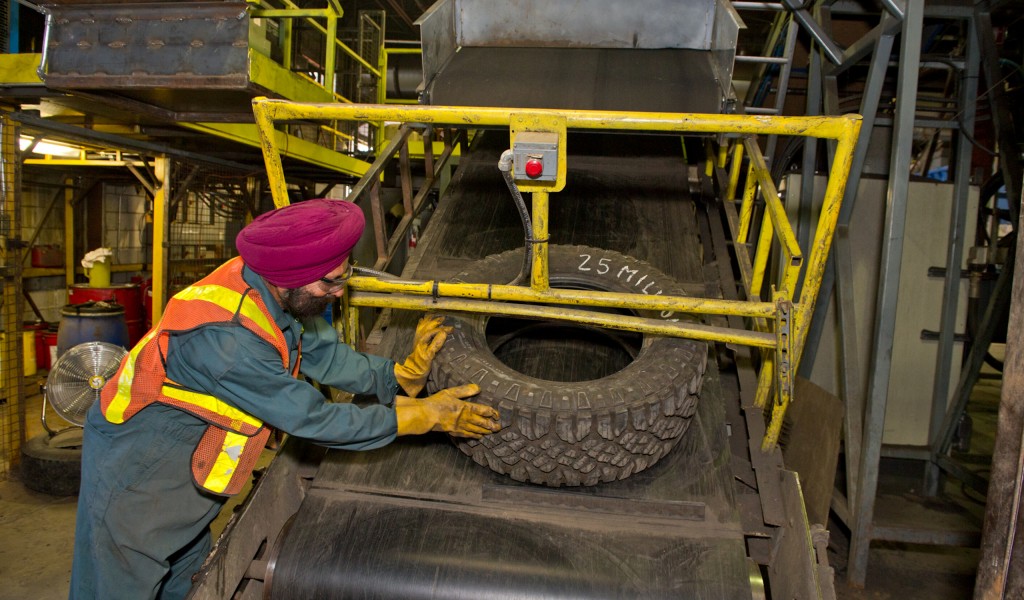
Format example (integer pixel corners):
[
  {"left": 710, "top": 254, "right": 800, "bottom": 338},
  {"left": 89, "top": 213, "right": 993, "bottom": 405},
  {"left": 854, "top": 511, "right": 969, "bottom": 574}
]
[
  {"left": 23, "top": 321, "right": 48, "bottom": 370},
  {"left": 56, "top": 301, "right": 129, "bottom": 359},
  {"left": 22, "top": 331, "right": 37, "bottom": 376},
  {"left": 70, "top": 284, "right": 144, "bottom": 346},
  {"left": 30, "top": 245, "right": 63, "bottom": 268},
  {"left": 85, "top": 259, "right": 111, "bottom": 288},
  {"left": 0, "top": 332, "right": 38, "bottom": 376}
]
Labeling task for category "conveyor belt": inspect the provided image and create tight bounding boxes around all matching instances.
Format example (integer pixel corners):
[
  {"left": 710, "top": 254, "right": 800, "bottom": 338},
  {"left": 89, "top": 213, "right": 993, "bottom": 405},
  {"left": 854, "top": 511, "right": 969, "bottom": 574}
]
[
  {"left": 426, "top": 47, "right": 725, "bottom": 113},
  {"left": 409, "top": 133, "right": 705, "bottom": 282},
  {"left": 265, "top": 133, "right": 751, "bottom": 598}
]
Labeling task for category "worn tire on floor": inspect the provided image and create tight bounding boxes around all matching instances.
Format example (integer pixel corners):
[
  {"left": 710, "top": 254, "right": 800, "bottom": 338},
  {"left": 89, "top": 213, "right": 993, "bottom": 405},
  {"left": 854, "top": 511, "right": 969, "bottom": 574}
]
[
  {"left": 429, "top": 245, "right": 708, "bottom": 487},
  {"left": 20, "top": 430, "right": 83, "bottom": 496}
]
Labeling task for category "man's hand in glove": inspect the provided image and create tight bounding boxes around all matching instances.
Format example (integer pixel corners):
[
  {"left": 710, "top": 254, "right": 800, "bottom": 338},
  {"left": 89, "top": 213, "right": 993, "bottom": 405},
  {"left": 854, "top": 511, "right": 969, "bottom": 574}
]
[
  {"left": 394, "top": 315, "right": 453, "bottom": 397},
  {"left": 396, "top": 384, "right": 502, "bottom": 439}
]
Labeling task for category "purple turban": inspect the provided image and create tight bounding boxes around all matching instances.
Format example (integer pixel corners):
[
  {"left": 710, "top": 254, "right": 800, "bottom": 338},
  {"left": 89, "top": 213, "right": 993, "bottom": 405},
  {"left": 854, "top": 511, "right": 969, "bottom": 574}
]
[{"left": 236, "top": 199, "right": 365, "bottom": 288}]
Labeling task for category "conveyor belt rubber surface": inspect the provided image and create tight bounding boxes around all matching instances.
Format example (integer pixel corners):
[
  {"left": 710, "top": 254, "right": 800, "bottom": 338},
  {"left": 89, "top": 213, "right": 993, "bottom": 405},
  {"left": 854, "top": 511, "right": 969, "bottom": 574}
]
[
  {"left": 426, "top": 47, "right": 724, "bottom": 113},
  {"left": 266, "top": 133, "right": 750, "bottom": 598}
]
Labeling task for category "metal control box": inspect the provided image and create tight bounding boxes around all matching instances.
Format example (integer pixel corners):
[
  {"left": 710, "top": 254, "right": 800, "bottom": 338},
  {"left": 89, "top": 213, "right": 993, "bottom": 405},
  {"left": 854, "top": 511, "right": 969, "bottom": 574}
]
[{"left": 513, "top": 132, "right": 559, "bottom": 182}]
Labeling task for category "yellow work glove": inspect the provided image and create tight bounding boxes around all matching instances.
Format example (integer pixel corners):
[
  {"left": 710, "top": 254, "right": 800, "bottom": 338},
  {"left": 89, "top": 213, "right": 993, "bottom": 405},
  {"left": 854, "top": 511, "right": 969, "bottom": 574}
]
[
  {"left": 394, "top": 315, "right": 453, "bottom": 397},
  {"left": 396, "top": 384, "right": 502, "bottom": 439}
]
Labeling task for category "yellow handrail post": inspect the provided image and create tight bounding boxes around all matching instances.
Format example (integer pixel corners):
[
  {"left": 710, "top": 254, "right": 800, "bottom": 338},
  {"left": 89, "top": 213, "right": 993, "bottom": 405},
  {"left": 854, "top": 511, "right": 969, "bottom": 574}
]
[
  {"left": 530, "top": 190, "right": 550, "bottom": 292},
  {"left": 791, "top": 119, "right": 862, "bottom": 372},
  {"left": 324, "top": 12, "right": 338, "bottom": 96},
  {"left": 737, "top": 162, "right": 758, "bottom": 244},
  {"left": 763, "top": 289, "right": 794, "bottom": 450},
  {"left": 151, "top": 157, "right": 170, "bottom": 324},
  {"left": 754, "top": 354, "right": 774, "bottom": 409},
  {"left": 750, "top": 210, "right": 775, "bottom": 302},
  {"left": 252, "top": 98, "right": 289, "bottom": 208},
  {"left": 727, "top": 142, "right": 744, "bottom": 202}
]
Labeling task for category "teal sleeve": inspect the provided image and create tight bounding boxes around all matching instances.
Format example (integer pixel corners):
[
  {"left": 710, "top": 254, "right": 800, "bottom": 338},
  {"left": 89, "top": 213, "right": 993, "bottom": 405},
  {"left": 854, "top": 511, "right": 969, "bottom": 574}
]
[
  {"left": 296, "top": 316, "right": 401, "bottom": 407},
  {"left": 164, "top": 325, "right": 398, "bottom": 451}
]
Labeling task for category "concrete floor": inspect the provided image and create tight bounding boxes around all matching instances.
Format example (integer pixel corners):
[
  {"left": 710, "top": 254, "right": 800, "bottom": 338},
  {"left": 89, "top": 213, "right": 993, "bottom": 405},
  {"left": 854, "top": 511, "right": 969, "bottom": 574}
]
[
  {"left": 828, "top": 373, "right": 999, "bottom": 600},
  {"left": 2, "top": 374, "right": 75, "bottom": 600},
  {"left": 0, "top": 478, "right": 77, "bottom": 600},
  {"left": 0, "top": 373, "right": 1001, "bottom": 599},
  {"left": 0, "top": 381, "right": 271, "bottom": 600},
  {"left": 829, "top": 489, "right": 983, "bottom": 600}
]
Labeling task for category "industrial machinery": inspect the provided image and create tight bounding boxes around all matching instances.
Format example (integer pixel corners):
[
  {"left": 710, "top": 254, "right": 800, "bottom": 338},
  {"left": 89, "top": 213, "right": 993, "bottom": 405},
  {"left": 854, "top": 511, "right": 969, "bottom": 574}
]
[{"left": 187, "top": 1, "right": 859, "bottom": 598}]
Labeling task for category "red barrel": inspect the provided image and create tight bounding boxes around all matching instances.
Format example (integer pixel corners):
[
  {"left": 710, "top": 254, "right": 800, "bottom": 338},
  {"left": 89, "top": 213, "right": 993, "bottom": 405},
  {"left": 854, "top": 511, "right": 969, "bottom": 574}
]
[
  {"left": 42, "top": 329, "right": 59, "bottom": 370},
  {"left": 140, "top": 278, "right": 153, "bottom": 331},
  {"left": 69, "top": 284, "right": 143, "bottom": 346}
]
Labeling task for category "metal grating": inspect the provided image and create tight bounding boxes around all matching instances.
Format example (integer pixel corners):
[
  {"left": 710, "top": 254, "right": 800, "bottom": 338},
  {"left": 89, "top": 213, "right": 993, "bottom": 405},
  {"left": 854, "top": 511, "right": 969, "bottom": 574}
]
[
  {"left": 166, "top": 163, "right": 252, "bottom": 295},
  {"left": 100, "top": 183, "right": 148, "bottom": 268},
  {"left": 0, "top": 0, "right": 8, "bottom": 55},
  {"left": 0, "top": 115, "right": 25, "bottom": 481}
]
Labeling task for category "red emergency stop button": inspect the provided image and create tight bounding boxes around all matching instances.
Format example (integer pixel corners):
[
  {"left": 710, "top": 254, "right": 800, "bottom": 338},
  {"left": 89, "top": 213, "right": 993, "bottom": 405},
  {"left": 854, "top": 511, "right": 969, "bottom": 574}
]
[{"left": 524, "top": 158, "right": 544, "bottom": 179}]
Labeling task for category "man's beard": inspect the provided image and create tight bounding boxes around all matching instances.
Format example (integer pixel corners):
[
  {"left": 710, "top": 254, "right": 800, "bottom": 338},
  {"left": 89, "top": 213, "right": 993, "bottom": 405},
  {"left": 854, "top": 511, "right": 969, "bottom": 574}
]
[{"left": 280, "top": 287, "right": 334, "bottom": 319}]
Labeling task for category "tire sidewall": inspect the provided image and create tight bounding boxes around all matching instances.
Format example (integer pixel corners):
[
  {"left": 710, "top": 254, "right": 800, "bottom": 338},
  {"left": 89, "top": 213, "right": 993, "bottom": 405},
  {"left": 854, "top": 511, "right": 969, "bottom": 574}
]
[{"left": 20, "top": 432, "right": 83, "bottom": 496}]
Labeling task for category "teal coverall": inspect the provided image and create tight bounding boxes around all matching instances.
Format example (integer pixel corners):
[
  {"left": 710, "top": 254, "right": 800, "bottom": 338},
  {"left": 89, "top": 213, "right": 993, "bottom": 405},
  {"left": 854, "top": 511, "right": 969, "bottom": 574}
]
[{"left": 69, "top": 264, "right": 400, "bottom": 600}]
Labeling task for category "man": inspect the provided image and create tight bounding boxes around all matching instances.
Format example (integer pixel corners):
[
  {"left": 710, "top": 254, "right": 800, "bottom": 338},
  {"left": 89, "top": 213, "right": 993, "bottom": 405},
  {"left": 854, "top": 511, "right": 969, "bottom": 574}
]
[{"left": 69, "top": 199, "right": 501, "bottom": 599}]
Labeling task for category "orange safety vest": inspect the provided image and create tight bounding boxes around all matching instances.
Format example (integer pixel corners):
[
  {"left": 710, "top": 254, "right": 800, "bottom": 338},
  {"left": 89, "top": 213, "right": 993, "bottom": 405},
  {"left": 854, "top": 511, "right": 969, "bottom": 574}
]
[{"left": 100, "top": 257, "right": 299, "bottom": 496}]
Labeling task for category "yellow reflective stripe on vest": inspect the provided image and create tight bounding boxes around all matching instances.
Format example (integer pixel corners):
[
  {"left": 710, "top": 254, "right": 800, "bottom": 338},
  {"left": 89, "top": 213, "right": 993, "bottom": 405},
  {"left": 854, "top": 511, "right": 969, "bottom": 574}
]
[
  {"left": 173, "top": 284, "right": 278, "bottom": 341},
  {"left": 105, "top": 329, "right": 160, "bottom": 424},
  {"left": 161, "top": 385, "right": 263, "bottom": 430},
  {"left": 202, "top": 430, "right": 249, "bottom": 494}
]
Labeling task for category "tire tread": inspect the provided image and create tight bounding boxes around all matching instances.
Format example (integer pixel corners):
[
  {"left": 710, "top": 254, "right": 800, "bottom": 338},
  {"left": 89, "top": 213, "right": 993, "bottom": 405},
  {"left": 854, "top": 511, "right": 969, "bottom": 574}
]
[{"left": 430, "top": 245, "right": 707, "bottom": 487}]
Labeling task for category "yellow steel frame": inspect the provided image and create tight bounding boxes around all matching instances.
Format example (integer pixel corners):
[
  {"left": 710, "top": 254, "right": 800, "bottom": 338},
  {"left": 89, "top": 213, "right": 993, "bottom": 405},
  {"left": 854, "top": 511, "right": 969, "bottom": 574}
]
[
  {"left": 378, "top": 47, "right": 459, "bottom": 160},
  {"left": 247, "top": 1, "right": 385, "bottom": 155},
  {"left": 251, "top": 98, "right": 861, "bottom": 451},
  {"left": 248, "top": 0, "right": 382, "bottom": 96},
  {"left": 380, "top": 47, "right": 422, "bottom": 106}
]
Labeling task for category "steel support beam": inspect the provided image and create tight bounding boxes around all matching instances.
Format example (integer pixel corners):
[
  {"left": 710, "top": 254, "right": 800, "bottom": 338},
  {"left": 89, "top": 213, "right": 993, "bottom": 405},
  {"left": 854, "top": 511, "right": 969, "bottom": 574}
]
[
  {"left": 781, "top": 0, "right": 844, "bottom": 64},
  {"left": 974, "top": 3, "right": 1021, "bottom": 228},
  {"left": 827, "top": 11, "right": 902, "bottom": 78},
  {"left": 799, "top": 14, "right": 897, "bottom": 378},
  {"left": 8, "top": 112, "right": 251, "bottom": 172},
  {"left": 933, "top": 239, "right": 1015, "bottom": 459},
  {"left": 764, "top": 18, "right": 799, "bottom": 164},
  {"left": 924, "top": 18, "right": 980, "bottom": 496},
  {"left": 798, "top": 48, "right": 822, "bottom": 276},
  {"left": 847, "top": 0, "right": 924, "bottom": 586},
  {"left": 878, "top": 0, "right": 905, "bottom": 20}
]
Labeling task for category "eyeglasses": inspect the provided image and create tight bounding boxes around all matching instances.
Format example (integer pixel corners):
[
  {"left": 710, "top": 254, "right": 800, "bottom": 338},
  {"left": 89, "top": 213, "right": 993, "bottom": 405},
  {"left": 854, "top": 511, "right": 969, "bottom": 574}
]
[{"left": 319, "top": 265, "right": 354, "bottom": 292}]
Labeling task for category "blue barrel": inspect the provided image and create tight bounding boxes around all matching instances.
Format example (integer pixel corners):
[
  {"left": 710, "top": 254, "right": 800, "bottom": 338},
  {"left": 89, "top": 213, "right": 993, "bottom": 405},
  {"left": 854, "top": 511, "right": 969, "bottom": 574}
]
[{"left": 57, "top": 301, "right": 129, "bottom": 358}]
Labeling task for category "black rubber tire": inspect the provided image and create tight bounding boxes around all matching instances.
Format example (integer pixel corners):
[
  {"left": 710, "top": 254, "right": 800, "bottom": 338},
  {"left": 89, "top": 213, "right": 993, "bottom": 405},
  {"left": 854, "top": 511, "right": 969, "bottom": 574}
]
[
  {"left": 429, "top": 245, "right": 708, "bottom": 487},
  {"left": 20, "top": 431, "right": 83, "bottom": 496}
]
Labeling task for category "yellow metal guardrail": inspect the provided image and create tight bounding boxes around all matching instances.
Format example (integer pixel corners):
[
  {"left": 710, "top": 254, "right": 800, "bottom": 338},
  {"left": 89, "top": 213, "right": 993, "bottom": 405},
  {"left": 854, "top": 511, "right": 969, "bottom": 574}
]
[
  {"left": 251, "top": 98, "right": 861, "bottom": 451},
  {"left": 379, "top": 46, "right": 422, "bottom": 106},
  {"left": 247, "top": 1, "right": 390, "bottom": 153}
]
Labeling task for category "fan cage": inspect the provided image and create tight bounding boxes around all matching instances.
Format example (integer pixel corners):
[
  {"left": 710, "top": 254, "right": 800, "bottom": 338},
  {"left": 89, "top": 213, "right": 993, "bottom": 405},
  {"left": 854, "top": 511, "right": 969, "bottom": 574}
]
[{"left": 46, "top": 342, "right": 127, "bottom": 426}]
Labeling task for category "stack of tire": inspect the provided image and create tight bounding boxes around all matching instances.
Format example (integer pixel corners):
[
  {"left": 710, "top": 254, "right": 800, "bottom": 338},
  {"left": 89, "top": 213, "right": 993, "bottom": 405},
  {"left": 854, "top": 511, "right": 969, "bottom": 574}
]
[{"left": 21, "top": 429, "right": 83, "bottom": 496}]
